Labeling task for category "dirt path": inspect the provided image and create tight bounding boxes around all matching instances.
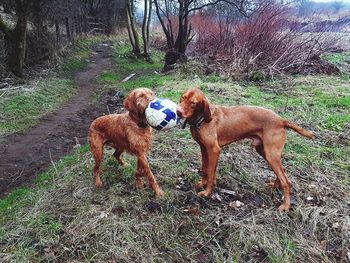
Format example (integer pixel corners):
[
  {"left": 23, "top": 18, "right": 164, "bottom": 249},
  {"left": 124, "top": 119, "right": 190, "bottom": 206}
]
[{"left": 0, "top": 42, "right": 117, "bottom": 197}]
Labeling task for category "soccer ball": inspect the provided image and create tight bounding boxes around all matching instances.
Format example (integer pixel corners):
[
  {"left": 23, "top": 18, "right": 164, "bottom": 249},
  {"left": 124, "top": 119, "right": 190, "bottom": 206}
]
[{"left": 145, "top": 98, "right": 180, "bottom": 130}]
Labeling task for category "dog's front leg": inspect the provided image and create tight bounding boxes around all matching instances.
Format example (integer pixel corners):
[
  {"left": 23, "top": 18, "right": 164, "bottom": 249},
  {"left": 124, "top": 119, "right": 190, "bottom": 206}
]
[
  {"left": 198, "top": 145, "right": 221, "bottom": 197},
  {"left": 135, "top": 158, "right": 145, "bottom": 189},
  {"left": 195, "top": 144, "right": 209, "bottom": 190},
  {"left": 138, "top": 154, "right": 165, "bottom": 198}
]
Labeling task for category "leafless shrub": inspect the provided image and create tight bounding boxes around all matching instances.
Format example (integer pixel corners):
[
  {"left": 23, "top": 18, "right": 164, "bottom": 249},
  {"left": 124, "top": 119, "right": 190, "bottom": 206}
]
[
  {"left": 191, "top": 3, "right": 342, "bottom": 79},
  {"left": 150, "top": 34, "right": 168, "bottom": 51}
]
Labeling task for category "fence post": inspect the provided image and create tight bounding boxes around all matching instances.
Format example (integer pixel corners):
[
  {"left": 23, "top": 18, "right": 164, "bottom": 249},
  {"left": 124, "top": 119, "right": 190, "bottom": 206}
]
[
  {"left": 74, "top": 16, "right": 78, "bottom": 35},
  {"left": 55, "top": 20, "right": 60, "bottom": 42},
  {"left": 80, "top": 15, "right": 84, "bottom": 34},
  {"left": 77, "top": 15, "right": 81, "bottom": 35},
  {"left": 65, "top": 17, "right": 71, "bottom": 40},
  {"left": 84, "top": 15, "right": 88, "bottom": 34},
  {"left": 71, "top": 17, "right": 75, "bottom": 38}
]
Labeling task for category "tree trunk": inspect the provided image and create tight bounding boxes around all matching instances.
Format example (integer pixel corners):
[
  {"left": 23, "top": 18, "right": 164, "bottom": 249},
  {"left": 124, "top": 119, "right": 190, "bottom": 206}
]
[
  {"left": 154, "top": 0, "right": 174, "bottom": 49},
  {"left": 126, "top": 0, "right": 141, "bottom": 55},
  {"left": 174, "top": 2, "right": 189, "bottom": 54},
  {"left": 55, "top": 20, "right": 60, "bottom": 42},
  {"left": 141, "top": 0, "right": 148, "bottom": 55},
  {"left": 146, "top": 0, "right": 152, "bottom": 44},
  {"left": 65, "top": 17, "right": 71, "bottom": 40},
  {"left": 2, "top": 1, "right": 29, "bottom": 77},
  {"left": 142, "top": 0, "right": 152, "bottom": 57},
  {"left": 125, "top": 0, "right": 136, "bottom": 51}
]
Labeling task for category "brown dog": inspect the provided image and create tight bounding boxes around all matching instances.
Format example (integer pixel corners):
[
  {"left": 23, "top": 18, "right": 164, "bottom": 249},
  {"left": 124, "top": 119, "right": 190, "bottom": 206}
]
[
  {"left": 176, "top": 88, "right": 315, "bottom": 211},
  {"left": 89, "top": 88, "right": 164, "bottom": 197}
]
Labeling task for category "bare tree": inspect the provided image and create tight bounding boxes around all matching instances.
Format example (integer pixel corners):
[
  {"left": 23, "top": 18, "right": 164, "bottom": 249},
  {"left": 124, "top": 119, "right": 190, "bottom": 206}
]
[{"left": 154, "top": 0, "right": 248, "bottom": 70}]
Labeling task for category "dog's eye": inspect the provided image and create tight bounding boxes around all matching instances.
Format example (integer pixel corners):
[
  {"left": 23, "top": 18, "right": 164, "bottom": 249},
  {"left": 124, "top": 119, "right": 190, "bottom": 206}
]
[{"left": 190, "top": 101, "right": 196, "bottom": 107}]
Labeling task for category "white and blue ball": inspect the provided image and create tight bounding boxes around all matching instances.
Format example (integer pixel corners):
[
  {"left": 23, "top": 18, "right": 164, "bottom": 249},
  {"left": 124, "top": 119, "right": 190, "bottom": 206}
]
[{"left": 145, "top": 98, "right": 180, "bottom": 130}]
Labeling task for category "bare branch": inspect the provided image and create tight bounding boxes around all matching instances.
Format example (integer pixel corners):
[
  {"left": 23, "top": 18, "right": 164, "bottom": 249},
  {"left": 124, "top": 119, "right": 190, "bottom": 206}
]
[
  {"left": 154, "top": 0, "right": 174, "bottom": 48},
  {"left": 186, "top": 0, "right": 248, "bottom": 16}
]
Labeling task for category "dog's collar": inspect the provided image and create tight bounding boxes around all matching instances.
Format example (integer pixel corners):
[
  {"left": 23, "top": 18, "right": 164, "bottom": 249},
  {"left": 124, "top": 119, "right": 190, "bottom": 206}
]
[
  {"left": 181, "top": 106, "right": 215, "bottom": 129},
  {"left": 182, "top": 114, "right": 205, "bottom": 129}
]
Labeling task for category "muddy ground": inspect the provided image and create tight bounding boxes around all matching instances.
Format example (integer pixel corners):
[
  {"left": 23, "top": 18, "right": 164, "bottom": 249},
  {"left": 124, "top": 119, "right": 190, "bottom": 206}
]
[{"left": 0, "top": 42, "right": 120, "bottom": 197}]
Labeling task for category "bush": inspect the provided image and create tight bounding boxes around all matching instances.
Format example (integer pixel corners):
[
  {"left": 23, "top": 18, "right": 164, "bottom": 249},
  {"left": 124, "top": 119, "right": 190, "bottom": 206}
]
[{"left": 190, "top": 3, "right": 339, "bottom": 79}]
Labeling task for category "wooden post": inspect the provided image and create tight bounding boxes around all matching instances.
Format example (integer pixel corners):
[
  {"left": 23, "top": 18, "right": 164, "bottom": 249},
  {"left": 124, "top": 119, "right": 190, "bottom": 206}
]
[
  {"left": 74, "top": 16, "right": 78, "bottom": 35},
  {"left": 70, "top": 17, "right": 75, "bottom": 38},
  {"left": 65, "top": 17, "right": 70, "bottom": 40},
  {"left": 55, "top": 20, "right": 60, "bottom": 42},
  {"left": 84, "top": 15, "right": 88, "bottom": 33},
  {"left": 80, "top": 15, "right": 85, "bottom": 34},
  {"left": 77, "top": 15, "right": 81, "bottom": 35}
]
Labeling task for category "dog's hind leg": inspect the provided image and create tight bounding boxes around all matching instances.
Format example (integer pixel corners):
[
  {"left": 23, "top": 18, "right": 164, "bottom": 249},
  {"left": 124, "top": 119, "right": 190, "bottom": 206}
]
[
  {"left": 89, "top": 132, "right": 104, "bottom": 188},
  {"left": 262, "top": 128, "right": 291, "bottom": 211},
  {"left": 255, "top": 144, "right": 281, "bottom": 189}
]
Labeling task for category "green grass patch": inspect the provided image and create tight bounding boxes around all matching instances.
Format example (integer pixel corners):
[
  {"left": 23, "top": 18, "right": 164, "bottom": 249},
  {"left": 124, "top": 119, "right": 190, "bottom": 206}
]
[
  {"left": 122, "top": 74, "right": 173, "bottom": 91},
  {"left": 99, "top": 70, "right": 122, "bottom": 82},
  {"left": 322, "top": 52, "right": 350, "bottom": 65},
  {"left": 111, "top": 41, "right": 164, "bottom": 76},
  {"left": 0, "top": 188, "right": 33, "bottom": 223},
  {"left": 97, "top": 42, "right": 170, "bottom": 96},
  {"left": 317, "top": 93, "right": 350, "bottom": 108},
  {"left": 324, "top": 114, "right": 350, "bottom": 131},
  {"left": 0, "top": 78, "right": 77, "bottom": 136},
  {"left": 58, "top": 36, "right": 105, "bottom": 75}
]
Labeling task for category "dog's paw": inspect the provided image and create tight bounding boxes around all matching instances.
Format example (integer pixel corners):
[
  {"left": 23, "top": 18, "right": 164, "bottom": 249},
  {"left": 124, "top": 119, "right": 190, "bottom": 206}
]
[
  {"left": 198, "top": 190, "right": 212, "bottom": 198},
  {"left": 135, "top": 179, "right": 145, "bottom": 189},
  {"left": 266, "top": 179, "right": 281, "bottom": 189},
  {"left": 95, "top": 180, "right": 103, "bottom": 188},
  {"left": 194, "top": 180, "right": 207, "bottom": 190},
  {"left": 278, "top": 203, "right": 290, "bottom": 212},
  {"left": 119, "top": 160, "right": 130, "bottom": 167},
  {"left": 155, "top": 189, "right": 165, "bottom": 198}
]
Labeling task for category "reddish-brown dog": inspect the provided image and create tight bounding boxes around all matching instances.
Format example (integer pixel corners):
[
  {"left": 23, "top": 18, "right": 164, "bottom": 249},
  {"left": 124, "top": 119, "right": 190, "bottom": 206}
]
[
  {"left": 176, "top": 88, "right": 315, "bottom": 211},
  {"left": 89, "top": 88, "right": 164, "bottom": 197}
]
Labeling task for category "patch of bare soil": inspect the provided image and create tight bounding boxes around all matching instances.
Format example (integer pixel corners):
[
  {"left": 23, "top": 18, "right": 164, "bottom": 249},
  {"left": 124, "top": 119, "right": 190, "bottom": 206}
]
[{"left": 0, "top": 42, "right": 121, "bottom": 197}]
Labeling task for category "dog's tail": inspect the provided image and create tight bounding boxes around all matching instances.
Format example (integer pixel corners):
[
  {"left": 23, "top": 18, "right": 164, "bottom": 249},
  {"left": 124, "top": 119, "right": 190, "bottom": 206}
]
[{"left": 284, "top": 120, "right": 316, "bottom": 139}]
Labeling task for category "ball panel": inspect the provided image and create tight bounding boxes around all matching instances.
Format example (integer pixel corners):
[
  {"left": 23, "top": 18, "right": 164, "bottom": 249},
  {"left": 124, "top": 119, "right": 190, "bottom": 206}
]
[{"left": 145, "top": 98, "right": 179, "bottom": 130}]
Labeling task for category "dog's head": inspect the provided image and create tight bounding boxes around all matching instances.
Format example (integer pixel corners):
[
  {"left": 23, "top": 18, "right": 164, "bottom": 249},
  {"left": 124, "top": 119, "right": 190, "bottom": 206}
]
[
  {"left": 176, "top": 87, "right": 212, "bottom": 124},
  {"left": 124, "top": 88, "right": 155, "bottom": 127}
]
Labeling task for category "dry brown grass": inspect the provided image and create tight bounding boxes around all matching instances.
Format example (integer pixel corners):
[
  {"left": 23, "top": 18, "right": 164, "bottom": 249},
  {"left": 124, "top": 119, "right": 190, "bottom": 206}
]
[{"left": 0, "top": 42, "right": 349, "bottom": 263}]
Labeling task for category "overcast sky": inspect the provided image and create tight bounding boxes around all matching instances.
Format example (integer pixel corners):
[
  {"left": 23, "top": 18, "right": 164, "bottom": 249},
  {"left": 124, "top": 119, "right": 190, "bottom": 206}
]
[{"left": 314, "top": 0, "right": 350, "bottom": 2}]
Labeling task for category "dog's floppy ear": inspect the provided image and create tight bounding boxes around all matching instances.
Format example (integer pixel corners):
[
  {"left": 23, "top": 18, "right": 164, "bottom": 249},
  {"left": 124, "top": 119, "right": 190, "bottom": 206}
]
[
  {"left": 202, "top": 96, "right": 212, "bottom": 123},
  {"left": 123, "top": 92, "right": 134, "bottom": 111}
]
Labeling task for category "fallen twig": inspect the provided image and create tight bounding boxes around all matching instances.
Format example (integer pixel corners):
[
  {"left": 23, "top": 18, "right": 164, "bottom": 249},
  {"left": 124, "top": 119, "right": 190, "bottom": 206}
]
[
  {"left": 122, "top": 73, "right": 136, "bottom": 82},
  {"left": 0, "top": 85, "right": 25, "bottom": 91}
]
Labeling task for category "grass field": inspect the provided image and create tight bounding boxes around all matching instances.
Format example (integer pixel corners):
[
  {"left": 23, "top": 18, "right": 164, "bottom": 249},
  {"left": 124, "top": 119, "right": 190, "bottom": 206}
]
[{"left": 0, "top": 40, "right": 349, "bottom": 262}]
